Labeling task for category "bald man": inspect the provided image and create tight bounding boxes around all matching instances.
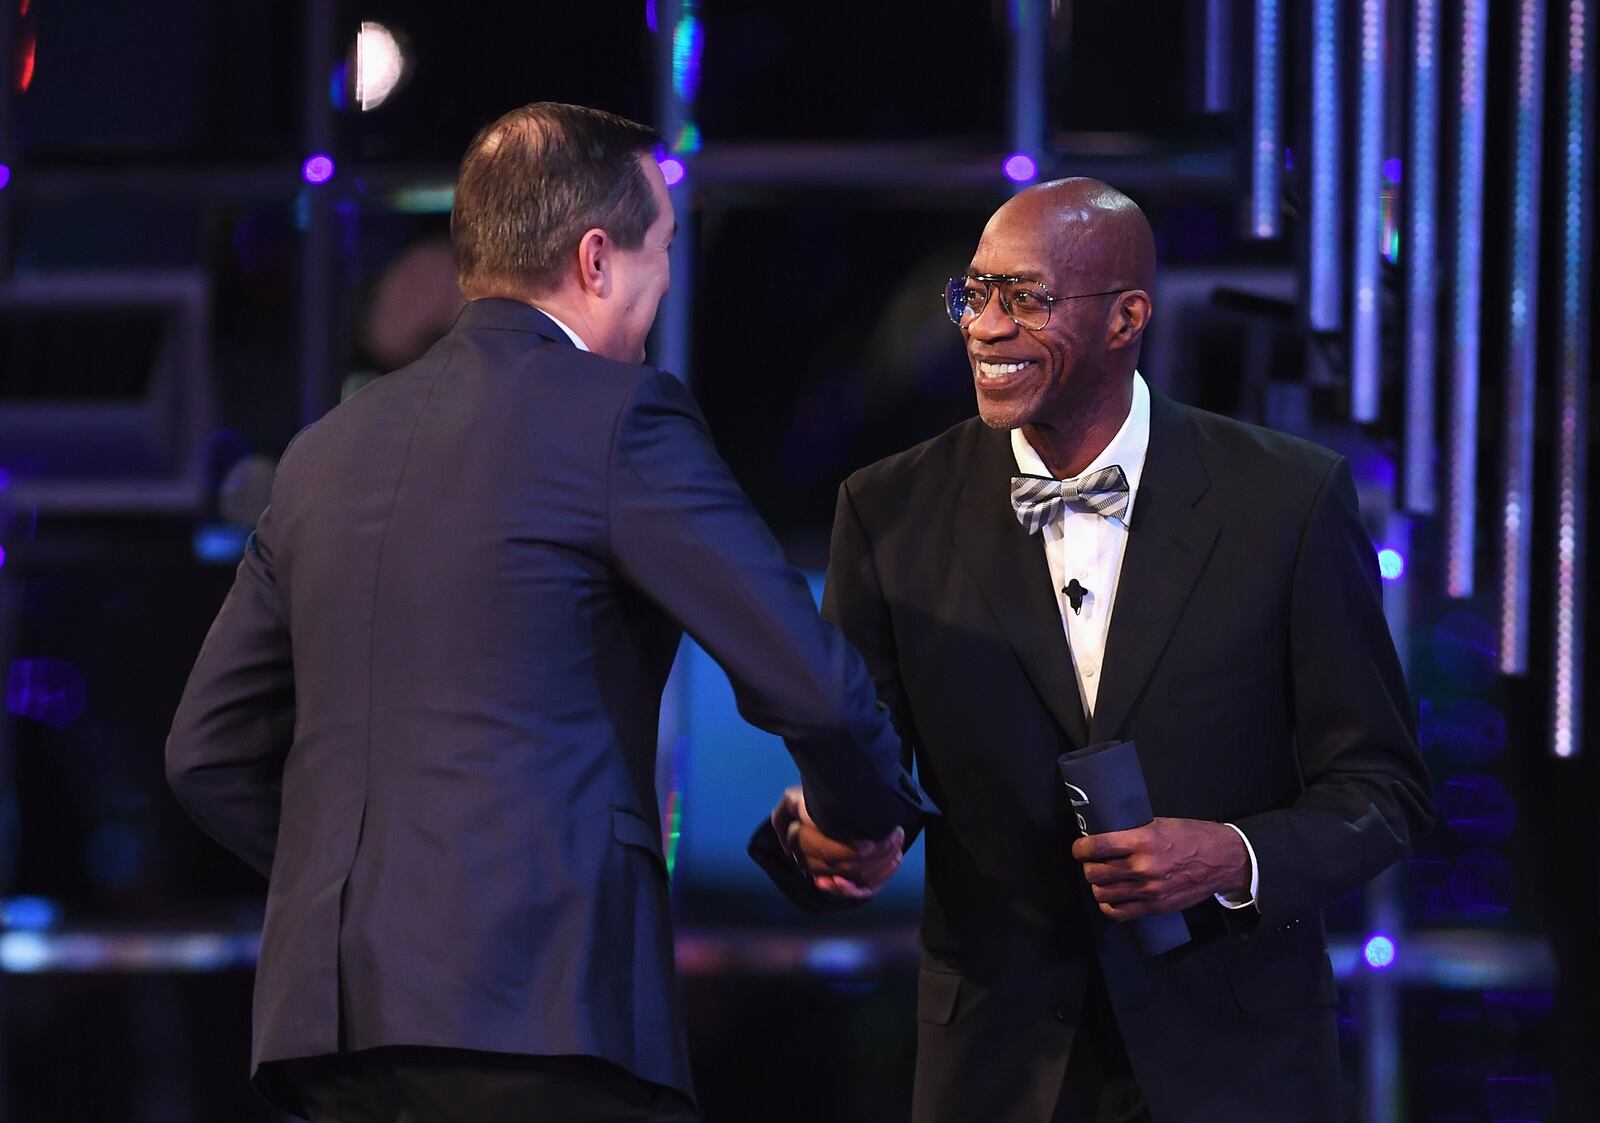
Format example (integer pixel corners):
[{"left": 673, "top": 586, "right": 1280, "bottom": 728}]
[{"left": 753, "top": 179, "right": 1433, "bottom": 1122}]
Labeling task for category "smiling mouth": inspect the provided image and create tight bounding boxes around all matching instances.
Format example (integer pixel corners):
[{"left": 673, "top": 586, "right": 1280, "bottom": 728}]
[{"left": 974, "top": 359, "right": 1036, "bottom": 384}]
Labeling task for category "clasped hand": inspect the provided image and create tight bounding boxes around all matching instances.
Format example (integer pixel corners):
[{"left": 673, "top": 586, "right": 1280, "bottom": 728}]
[
  {"left": 1071, "top": 816, "right": 1250, "bottom": 920},
  {"left": 769, "top": 785, "right": 905, "bottom": 899}
]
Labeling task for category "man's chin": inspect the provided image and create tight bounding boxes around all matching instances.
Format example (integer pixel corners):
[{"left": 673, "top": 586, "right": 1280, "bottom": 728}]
[{"left": 975, "top": 397, "right": 1028, "bottom": 431}]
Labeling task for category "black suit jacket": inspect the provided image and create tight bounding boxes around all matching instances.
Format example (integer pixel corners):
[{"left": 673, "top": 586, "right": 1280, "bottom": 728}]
[
  {"left": 166, "top": 299, "right": 931, "bottom": 1116},
  {"left": 757, "top": 392, "right": 1433, "bottom": 1123}
]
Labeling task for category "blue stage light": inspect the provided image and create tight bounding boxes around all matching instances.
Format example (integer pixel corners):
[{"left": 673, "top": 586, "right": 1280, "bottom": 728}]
[
  {"left": 193, "top": 524, "right": 250, "bottom": 565},
  {"left": 1439, "top": 773, "right": 1518, "bottom": 844},
  {"left": 1501, "top": 0, "right": 1547, "bottom": 675},
  {"left": 1449, "top": 0, "right": 1489, "bottom": 598},
  {"left": 1309, "top": 0, "right": 1342, "bottom": 330},
  {"left": 1378, "top": 548, "right": 1406, "bottom": 582},
  {"left": 1250, "top": 0, "right": 1282, "bottom": 238},
  {"left": 1553, "top": 0, "right": 1592, "bottom": 757},
  {"left": 1405, "top": 0, "right": 1441, "bottom": 514},
  {"left": 1363, "top": 934, "right": 1397, "bottom": 970},
  {"left": 658, "top": 155, "right": 685, "bottom": 187},
  {"left": 0, "top": 897, "right": 60, "bottom": 930},
  {"left": 672, "top": 13, "right": 703, "bottom": 102},
  {"left": 1351, "top": 0, "right": 1386, "bottom": 422}
]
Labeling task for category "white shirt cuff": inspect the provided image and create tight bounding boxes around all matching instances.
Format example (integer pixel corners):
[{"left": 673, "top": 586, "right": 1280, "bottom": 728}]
[{"left": 1215, "top": 822, "right": 1259, "bottom": 909}]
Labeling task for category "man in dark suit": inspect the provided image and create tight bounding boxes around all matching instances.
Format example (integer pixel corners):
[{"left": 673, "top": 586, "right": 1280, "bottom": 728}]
[
  {"left": 166, "top": 102, "right": 927, "bottom": 1123},
  {"left": 754, "top": 178, "right": 1434, "bottom": 1122}
]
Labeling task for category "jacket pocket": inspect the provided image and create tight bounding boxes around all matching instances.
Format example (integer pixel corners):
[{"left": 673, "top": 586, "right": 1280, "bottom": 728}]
[
  {"left": 1224, "top": 925, "right": 1338, "bottom": 1011},
  {"left": 916, "top": 966, "right": 962, "bottom": 1026},
  {"left": 612, "top": 807, "right": 669, "bottom": 883}
]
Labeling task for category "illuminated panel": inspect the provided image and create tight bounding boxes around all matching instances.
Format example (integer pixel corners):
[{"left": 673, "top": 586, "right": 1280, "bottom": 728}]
[
  {"left": 1351, "top": 0, "right": 1385, "bottom": 421},
  {"left": 1448, "top": 0, "right": 1489, "bottom": 597},
  {"left": 1251, "top": 0, "right": 1282, "bottom": 238},
  {"left": 1553, "top": 0, "right": 1592, "bottom": 756},
  {"left": 1500, "top": 0, "right": 1546, "bottom": 674},
  {"left": 1309, "top": 0, "right": 1343, "bottom": 330},
  {"left": 1405, "top": 0, "right": 1440, "bottom": 513}
]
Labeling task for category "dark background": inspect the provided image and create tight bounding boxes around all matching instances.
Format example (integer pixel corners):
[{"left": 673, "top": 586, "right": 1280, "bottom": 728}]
[{"left": 0, "top": 1, "right": 1594, "bottom": 1120}]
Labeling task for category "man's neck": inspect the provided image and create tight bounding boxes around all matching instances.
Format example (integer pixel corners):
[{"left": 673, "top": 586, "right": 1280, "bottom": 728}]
[
  {"left": 1020, "top": 375, "right": 1136, "bottom": 478},
  {"left": 517, "top": 290, "right": 598, "bottom": 353}
]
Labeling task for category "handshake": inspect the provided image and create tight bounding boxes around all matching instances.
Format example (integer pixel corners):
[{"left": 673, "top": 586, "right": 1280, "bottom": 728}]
[{"left": 767, "top": 785, "right": 908, "bottom": 899}]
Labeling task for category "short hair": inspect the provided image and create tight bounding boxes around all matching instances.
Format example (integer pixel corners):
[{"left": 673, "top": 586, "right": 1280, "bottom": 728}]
[{"left": 451, "top": 102, "right": 663, "bottom": 298}]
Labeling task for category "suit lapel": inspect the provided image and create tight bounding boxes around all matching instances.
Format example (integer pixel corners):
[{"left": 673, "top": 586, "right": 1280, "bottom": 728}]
[
  {"left": 1090, "top": 394, "right": 1221, "bottom": 743},
  {"left": 953, "top": 425, "right": 1091, "bottom": 748}
]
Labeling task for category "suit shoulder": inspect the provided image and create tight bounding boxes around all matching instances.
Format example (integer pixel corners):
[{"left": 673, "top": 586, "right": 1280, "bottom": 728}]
[
  {"left": 1178, "top": 402, "right": 1342, "bottom": 489},
  {"left": 842, "top": 417, "right": 988, "bottom": 506}
]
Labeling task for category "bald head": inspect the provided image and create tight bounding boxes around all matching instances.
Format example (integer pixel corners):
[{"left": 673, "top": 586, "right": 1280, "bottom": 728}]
[
  {"left": 987, "top": 177, "right": 1156, "bottom": 295},
  {"left": 961, "top": 178, "right": 1156, "bottom": 459}
]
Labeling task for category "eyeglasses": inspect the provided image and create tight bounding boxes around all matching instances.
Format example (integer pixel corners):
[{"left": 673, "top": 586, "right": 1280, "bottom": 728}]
[{"left": 943, "top": 274, "right": 1127, "bottom": 332}]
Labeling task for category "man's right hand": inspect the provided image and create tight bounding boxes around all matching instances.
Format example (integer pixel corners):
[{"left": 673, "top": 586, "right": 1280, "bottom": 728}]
[{"left": 769, "top": 785, "right": 905, "bottom": 899}]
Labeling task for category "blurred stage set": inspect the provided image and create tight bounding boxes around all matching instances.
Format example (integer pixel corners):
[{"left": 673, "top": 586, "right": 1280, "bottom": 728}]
[{"left": 0, "top": 0, "right": 1595, "bottom": 1120}]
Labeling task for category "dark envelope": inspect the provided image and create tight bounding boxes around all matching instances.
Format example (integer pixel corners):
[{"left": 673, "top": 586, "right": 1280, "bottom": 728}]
[{"left": 1058, "top": 739, "right": 1191, "bottom": 955}]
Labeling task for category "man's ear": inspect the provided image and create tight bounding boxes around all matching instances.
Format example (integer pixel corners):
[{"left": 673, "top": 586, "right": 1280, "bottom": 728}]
[
  {"left": 1108, "top": 290, "right": 1152, "bottom": 351},
  {"left": 576, "top": 227, "right": 611, "bottom": 298}
]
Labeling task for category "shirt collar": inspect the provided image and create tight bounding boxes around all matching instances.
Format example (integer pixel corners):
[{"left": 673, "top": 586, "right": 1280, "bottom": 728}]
[
  {"left": 1010, "top": 372, "right": 1152, "bottom": 501},
  {"left": 530, "top": 306, "right": 591, "bottom": 352}
]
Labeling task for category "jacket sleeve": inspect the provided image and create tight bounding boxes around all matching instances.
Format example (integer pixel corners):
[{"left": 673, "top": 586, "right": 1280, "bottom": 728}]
[
  {"left": 607, "top": 369, "right": 934, "bottom": 843},
  {"left": 1231, "top": 457, "right": 1436, "bottom": 931},
  {"left": 164, "top": 504, "right": 295, "bottom": 878},
  {"left": 749, "top": 474, "right": 931, "bottom": 913}
]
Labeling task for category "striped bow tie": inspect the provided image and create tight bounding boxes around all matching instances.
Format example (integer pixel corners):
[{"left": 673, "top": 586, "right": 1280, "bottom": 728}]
[{"left": 1009, "top": 465, "right": 1130, "bottom": 534}]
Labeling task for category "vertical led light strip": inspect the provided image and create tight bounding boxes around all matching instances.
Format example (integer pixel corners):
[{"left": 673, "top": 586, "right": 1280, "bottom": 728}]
[
  {"left": 1448, "top": 0, "right": 1489, "bottom": 598},
  {"left": 1500, "top": 0, "right": 1547, "bottom": 674},
  {"left": 1553, "top": 0, "right": 1592, "bottom": 755},
  {"left": 1405, "top": 0, "right": 1440, "bottom": 513},
  {"left": 653, "top": 0, "right": 698, "bottom": 383},
  {"left": 652, "top": 0, "right": 700, "bottom": 858},
  {"left": 1309, "top": 0, "right": 1343, "bottom": 330},
  {"left": 1351, "top": 0, "right": 1385, "bottom": 422},
  {"left": 1205, "top": 0, "right": 1233, "bottom": 111},
  {"left": 1251, "top": 0, "right": 1282, "bottom": 238},
  {"left": 1008, "top": 0, "right": 1048, "bottom": 191}
]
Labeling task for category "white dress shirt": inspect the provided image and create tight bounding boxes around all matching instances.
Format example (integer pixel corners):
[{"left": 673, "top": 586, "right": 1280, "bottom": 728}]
[
  {"left": 532, "top": 306, "right": 591, "bottom": 352},
  {"left": 1011, "top": 373, "right": 1259, "bottom": 908}
]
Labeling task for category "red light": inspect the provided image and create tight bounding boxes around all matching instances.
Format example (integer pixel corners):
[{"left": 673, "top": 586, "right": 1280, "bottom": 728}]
[
  {"left": 19, "top": 0, "right": 30, "bottom": 17},
  {"left": 17, "top": 33, "right": 35, "bottom": 92}
]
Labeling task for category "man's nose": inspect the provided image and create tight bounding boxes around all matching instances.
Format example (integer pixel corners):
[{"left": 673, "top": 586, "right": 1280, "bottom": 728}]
[{"left": 966, "top": 294, "right": 1018, "bottom": 341}]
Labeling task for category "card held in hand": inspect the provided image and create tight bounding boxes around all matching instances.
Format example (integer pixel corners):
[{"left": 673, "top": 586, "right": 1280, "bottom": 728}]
[{"left": 1058, "top": 739, "right": 1191, "bottom": 955}]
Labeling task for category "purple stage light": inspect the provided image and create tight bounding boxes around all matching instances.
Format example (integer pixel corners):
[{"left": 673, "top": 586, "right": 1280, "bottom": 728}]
[
  {"left": 1363, "top": 934, "right": 1397, "bottom": 969},
  {"left": 659, "top": 156, "right": 685, "bottom": 187},
  {"left": 302, "top": 154, "right": 335, "bottom": 185},
  {"left": 5, "top": 657, "right": 88, "bottom": 728},
  {"left": 0, "top": 543, "right": 6, "bottom": 569},
  {"left": 1003, "top": 153, "right": 1037, "bottom": 183},
  {"left": 0, "top": 164, "right": 10, "bottom": 191},
  {"left": 1382, "top": 157, "right": 1403, "bottom": 183},
  {"left": 1378, "top": 547, "right": 1406, "bottom": 581}
]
